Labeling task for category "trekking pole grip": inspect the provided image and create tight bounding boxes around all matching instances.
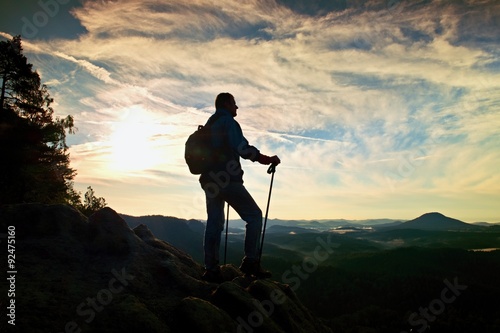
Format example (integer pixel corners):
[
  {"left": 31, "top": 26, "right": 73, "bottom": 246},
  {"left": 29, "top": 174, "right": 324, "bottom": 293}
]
[{"left": 267, "top": 163, "right": 277, "bottom": 174}]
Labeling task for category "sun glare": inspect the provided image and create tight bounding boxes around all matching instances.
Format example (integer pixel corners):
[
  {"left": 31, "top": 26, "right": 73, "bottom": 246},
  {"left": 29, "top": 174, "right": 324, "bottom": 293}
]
[{"left": 108, "top": 107, "right": 163, "bottom": 172}]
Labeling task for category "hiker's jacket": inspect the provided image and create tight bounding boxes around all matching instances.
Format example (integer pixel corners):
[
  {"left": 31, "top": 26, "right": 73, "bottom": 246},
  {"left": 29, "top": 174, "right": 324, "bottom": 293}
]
[{"left": 199, "top": 108, "right": 260, "bottom": 185}]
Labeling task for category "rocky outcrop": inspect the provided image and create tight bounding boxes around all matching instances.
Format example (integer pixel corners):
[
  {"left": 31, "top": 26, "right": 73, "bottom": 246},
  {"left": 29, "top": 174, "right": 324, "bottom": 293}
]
[{"left": 0, "top": 204, "right": 331, "bottom": 333}]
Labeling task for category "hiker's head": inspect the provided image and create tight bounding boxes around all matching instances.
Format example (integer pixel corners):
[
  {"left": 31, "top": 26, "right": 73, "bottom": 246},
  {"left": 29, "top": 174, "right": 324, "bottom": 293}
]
[{"left": 215, "top": 92, "right": 238, "bottom": 117}]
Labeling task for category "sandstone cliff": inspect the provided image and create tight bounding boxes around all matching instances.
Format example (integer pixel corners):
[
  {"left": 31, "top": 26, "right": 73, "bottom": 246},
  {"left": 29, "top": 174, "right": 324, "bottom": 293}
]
[{"left": 0, "top": 204, "right": 332, "bottom": 333}]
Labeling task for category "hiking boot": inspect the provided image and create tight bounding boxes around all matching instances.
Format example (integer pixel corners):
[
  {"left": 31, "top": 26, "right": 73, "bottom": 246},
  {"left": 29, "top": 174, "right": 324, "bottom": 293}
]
[
  {"left": 202, "top": 267, "right": 224, "bottom": 283},
  {"left": 239, "top": 259, "right": 272, "bottom": 279}
]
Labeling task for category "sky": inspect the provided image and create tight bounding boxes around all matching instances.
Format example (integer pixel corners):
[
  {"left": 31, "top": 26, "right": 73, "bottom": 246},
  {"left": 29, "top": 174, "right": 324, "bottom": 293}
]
[{"left": 1, "top": 0, "right": 499, "bottom": 222}]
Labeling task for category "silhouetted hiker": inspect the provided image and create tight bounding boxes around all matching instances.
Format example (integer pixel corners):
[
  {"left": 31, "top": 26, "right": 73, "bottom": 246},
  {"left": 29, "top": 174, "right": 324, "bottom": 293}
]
[{"left": 200, "top": 92, "right": 280, "bottom": 283}]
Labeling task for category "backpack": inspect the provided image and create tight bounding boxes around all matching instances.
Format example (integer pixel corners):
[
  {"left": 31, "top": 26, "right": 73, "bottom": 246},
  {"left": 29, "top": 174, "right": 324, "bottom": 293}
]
[{"left": 184, "top": 113, "right": 223, "bottom": 175}]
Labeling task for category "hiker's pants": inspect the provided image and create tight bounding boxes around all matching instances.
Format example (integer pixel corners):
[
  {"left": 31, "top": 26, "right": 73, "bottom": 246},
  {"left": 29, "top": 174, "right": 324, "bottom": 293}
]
[{"left": 201, "top": 182, "right": 262, "bottom": 271}]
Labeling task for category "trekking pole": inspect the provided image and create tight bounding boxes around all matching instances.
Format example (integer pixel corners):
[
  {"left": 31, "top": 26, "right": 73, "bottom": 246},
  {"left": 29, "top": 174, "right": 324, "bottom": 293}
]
[
  {"left": 258, "top": 163, "right": 277, "bottom": 262},
  {"left": 224, "top": 202, "right": 229, "bottom": 265}
]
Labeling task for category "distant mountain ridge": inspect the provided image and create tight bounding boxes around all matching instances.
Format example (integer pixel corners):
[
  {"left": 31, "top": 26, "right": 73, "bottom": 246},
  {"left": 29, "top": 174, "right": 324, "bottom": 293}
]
[
  {"left": 120, "top": 212, "right": 489, "bottom": 237},
  {"left": 389, "top": 212, "right": 481, "bottom": 231}
]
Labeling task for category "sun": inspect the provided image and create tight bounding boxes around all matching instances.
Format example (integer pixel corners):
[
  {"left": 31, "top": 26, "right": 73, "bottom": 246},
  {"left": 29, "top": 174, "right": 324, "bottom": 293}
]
[{"left": 107, "top": 107, "right": 163, "bottom": 172}]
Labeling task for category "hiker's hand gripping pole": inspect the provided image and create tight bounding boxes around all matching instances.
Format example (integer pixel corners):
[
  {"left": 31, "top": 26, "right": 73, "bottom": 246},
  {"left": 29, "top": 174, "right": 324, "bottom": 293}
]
[{"left": 259, "top": 163, "right": 277, "bottom": 262}]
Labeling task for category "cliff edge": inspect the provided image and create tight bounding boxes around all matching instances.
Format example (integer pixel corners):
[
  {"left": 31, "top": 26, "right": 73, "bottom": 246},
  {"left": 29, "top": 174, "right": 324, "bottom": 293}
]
[{"left": 0, "top": 204, "right": 331, "bottom": 333}]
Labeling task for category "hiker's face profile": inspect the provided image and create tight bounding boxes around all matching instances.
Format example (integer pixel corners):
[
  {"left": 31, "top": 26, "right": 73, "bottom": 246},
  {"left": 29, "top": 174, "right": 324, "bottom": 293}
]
[{"left": 226, "top": 97, "right": 238, "bottom": 117}]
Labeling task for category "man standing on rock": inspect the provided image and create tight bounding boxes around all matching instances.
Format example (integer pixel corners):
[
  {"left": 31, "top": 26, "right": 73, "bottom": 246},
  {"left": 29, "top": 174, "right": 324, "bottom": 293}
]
[{"left": 199, "top": 92, "right": 280, "bottom": 283}]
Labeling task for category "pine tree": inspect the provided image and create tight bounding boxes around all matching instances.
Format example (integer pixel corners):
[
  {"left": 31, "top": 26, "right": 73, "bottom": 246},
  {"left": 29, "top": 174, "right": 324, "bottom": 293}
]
[
  {"left": 0, "top": 35, "right": 76, "bottom": 204},
  {"left": 74, "top": 186, "right": 107, "bottom": 217}
]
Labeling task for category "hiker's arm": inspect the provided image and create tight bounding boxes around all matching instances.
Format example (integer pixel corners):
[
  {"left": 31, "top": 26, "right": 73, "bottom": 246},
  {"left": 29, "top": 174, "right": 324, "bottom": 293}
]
[
  {"left": 257, "top": 154, "right": 281, "bottom": 165},
  {"left": 227, "top": 120, "right": 260, "bottom": 161}
]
